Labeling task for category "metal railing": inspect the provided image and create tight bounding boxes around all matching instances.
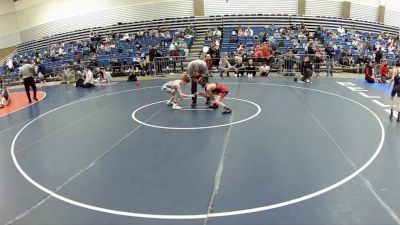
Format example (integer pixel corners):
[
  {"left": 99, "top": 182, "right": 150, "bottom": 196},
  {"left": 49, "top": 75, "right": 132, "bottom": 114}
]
[{"left": 153, "top": 54, "right": 332, "bottom": 76}]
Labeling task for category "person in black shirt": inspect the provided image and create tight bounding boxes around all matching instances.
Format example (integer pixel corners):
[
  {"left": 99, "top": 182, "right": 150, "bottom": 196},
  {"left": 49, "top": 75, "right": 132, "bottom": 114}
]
[
  {"left": 356, "top": 53, "right": 367, "bottom": 74},
  {"left": 325, "top": 43, "right": 335, "bottom": 76},
  {"left": 149, "top": 45, "right": 163, "bottom": 74},
  {"left": 389, "top": 60, "right": 400, "bottom": 121},
  {"left": 300, "top": 55, "right": 312, "bottom": 83},
  {"left": 375, "top": 47, "right": 383, "bottom": 65},
  {"left": 246, "top": 59, "right": 257, "bottom": 77}
]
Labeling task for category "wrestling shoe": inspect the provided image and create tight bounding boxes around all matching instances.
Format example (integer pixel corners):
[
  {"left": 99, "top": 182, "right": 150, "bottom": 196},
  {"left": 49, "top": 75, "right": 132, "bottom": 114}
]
[
  {"left": 222, "top": 108, "right": 232, "bottom": 114},
  {"left": 172, "top": 104, "right": 182, "bottom": 110},
  {"left": 209, "top": 103, "right": 219, "bottom": 109},
  {"left": 166, "top": 100, "right": 173, "bottom": 106}
]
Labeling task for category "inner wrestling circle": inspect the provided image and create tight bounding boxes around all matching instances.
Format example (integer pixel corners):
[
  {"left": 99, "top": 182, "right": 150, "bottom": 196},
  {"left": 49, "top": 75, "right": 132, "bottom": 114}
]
[{"left": 131, "top": 97, "right": 262, "bottom": 130}]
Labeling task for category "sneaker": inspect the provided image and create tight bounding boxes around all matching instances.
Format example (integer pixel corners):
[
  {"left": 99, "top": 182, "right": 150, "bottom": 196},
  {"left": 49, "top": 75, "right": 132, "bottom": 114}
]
[
  {"left": 222, "top": 108, "right": 232, "bottom": 114},
  {"left": 191, "top": 102, "right": 196, "bottom": 108},
  {"left": 166, "top": 100, "right": 173, "bottom": 106},
  {"left": 33, "top": 97, "right": 38, "bottom": 101},
  {"left": 172, "top": 104, "right": 182, "bottom": 110},
  {"left": 305, "top": 79, "right": 310, "bottom": 83},
  {"left": 209, "top": 103, "right": 218, "bottom": 109},
  {"left": 206, "top": 99, "right": 211, "bottom": 106}
]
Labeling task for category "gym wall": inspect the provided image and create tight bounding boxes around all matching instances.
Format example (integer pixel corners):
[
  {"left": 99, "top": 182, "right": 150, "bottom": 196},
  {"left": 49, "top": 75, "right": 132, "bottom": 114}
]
[
  {"left": 385, "top": 0, "right": 400, "bottom": 27},
  {"left": 204, "top": 0, "right": 298, "bottom": 15},
  {"left": 0, "top": 0, "right": 20, "bottom": 49},
  {"left": 15, "top": 0, "right": 194, "bottom": 43}
]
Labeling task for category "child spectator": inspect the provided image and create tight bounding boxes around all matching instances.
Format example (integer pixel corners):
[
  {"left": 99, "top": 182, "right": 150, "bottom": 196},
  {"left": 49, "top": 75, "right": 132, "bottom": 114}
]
[
  {"left": 380, "top": 60, "right": 389, "bottom": 83},
  {"left": 246, "top": 59, "right": 257, "bottom": 77},
  {"left": 365, "top": 61, "right": 375, "bottom": 83},
  {"left": 0, "top": 85, "right": 10, "bottom": 108},
  {"left": 259, "top": 63, "right": 270, "bottom": 77}
]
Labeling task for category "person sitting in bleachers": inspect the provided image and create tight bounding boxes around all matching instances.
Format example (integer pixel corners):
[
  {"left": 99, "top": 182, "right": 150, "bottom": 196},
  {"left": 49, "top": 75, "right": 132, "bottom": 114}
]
[
  {"left": 169, "top": 42, "right": 180, "bottom": 57},
  {"left": 245, "top": 26, "right": 253, "bottom": 37},
  {"left": 237, "top": 44, "right": 246, "bottom": 56},
  {"left": 178, "top": 40, "right": 189, "bottom": 56},
  {"left": 206, "top": 28, "right": 213, "bottom": 41},
  {"left": 238, "top": 26, "right": 244, "bottom": 37}
]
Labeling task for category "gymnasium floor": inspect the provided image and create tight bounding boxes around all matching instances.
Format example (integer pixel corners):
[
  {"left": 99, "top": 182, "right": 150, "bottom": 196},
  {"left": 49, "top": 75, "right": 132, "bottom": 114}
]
[{"left": 0, "top": 76, "right": 400, "bottom": 225}]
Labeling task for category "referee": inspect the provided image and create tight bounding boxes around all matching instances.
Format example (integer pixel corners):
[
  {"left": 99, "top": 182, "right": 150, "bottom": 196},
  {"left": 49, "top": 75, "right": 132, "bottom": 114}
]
[
  {"left": 187, "top": 59, "right": 210, "bottom": 107},
  {"left": 20, "top": 60, "right": 38, "bottom": 103}
]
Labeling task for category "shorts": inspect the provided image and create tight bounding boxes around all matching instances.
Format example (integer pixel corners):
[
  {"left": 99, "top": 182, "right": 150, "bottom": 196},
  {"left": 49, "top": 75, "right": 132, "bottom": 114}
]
[
  {"left": 391, "top": 86, "right": 400, "bottom": 97},
  {"left": 218, "top": 91, "right": 228, "bottom": 97},
  {"left": 161, "top": 84, "right": 175, "bottom": 95}
]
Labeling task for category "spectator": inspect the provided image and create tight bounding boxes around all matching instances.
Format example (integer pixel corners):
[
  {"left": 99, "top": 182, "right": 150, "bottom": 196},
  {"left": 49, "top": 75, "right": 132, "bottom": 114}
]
[
  {"left": 205, "top": 54, "right": 213, "bottom": 74},
  {"left": 101, "top": 68, "right": 112, "bottom": 84},
  {"left": 218, "top": 56, "right": 231, "bottom": 77},
  {"left": 380, "top": 60, "right": 389, "bottom": 83},
  {"left": 253, "top": 43, "right": 263, "bottom": 63},
  {"left": 104, "top": 43, "right": 111, "bottom": 55},
  {"left": 375, "top": 47, "right": 383, "bottom": 64},
  {"left": 283, "top": 51, "right": 297, "bottom": 76},
  {"left": 246, "top": 59, "right": 256, "bottom": 77},
  {"left": 301, "top": 55, "right": 313, "bottom": 77},
  {"left": 238, "top": 26, "right": 244, "bottom": 37},
  {"left": 178, "top": 40, "right": 189, "bottom": 56},
  {"left": 6, "top": 57, "right": 13, "bottom": 72},
  {"left": 337, "top": 26, "right": 345, "bottom": 36},
  {"left": 0, "top": 85, "right": 10, "bottom": 108},
  {"left": 364, "top": 61, "right": 374, "bottom": 83},
  {"left": 262, "top": 42, "right": 271, "bottom": 65},
  {"left": 206, "top": 28, "right": 213, "bottom": 41},
  {"left": 232, "top": 57, "right": 246, "bottom": 77},
  {"left": 259, "top": 63, "right": 270, "bottom": 77},
  {"left": 245, "top": 26, "right": 253, "bottom": 37},
  {"left": 82, "top": 67, "right": 95, "bottom": 88},
  {"left": 356, "top": 53, "right": 367, "bottom": 73}
]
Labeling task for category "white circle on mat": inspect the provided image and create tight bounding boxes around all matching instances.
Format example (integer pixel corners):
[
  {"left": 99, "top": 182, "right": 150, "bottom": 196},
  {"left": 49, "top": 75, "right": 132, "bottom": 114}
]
[
  {"left": 11, "top": 84, "right": 385, "bottom": 219},
  {"left": 131, "top": 97, "right": 261, "bottom": 130}
]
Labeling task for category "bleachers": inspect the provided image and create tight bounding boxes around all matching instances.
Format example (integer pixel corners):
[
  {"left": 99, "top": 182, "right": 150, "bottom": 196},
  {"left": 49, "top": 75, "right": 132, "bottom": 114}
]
[
  {"left": 1, "top": 13, "right": 395, "bottom": 80},
  {"left": 16, "top": 14, "right": 399, "bottom": 54}
]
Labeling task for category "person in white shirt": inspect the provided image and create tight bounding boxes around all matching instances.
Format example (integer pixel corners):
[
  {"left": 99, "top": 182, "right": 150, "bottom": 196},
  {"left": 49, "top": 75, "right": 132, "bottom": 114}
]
[
  {"left": 259, "top": 63, "right": 271, "bottom": 77},
  {"left": 0, "top": 85, "right": 11, "bottom": 108},
  {"left": 20, "top": 60, "right": 38, "bottom": 103},
  {"left": 337, "top": 26, "right": 345, "bottom": 35},
  {"left": 161, "top": 74, "right": 194, "bottom": 110},
  {"left": 245, "top": 26, "right": 253, "bottom": 37},
  {"left": 6, "top": 58, "right": 13, "bottom": 71},
  {"left": 82, "top": 67, "right": 95, "bottom": 88},
  {"left": 101, "top": 68, "right": 112, "bottom": 84}
]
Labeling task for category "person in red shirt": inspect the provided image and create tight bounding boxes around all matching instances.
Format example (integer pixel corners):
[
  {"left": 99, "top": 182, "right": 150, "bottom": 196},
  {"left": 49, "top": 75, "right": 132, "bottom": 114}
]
[
  {"left": 197, "top": 78, "right": 232, "bottom": 114},
  {"left": 380, "top": 60, "right": 389, "bottom": 83},
  {"left": 365, "top": 61, "right": 374, "bottom": 83},
  {"left": 262, "top": 42, "right": 270, "bottom": 64}
]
